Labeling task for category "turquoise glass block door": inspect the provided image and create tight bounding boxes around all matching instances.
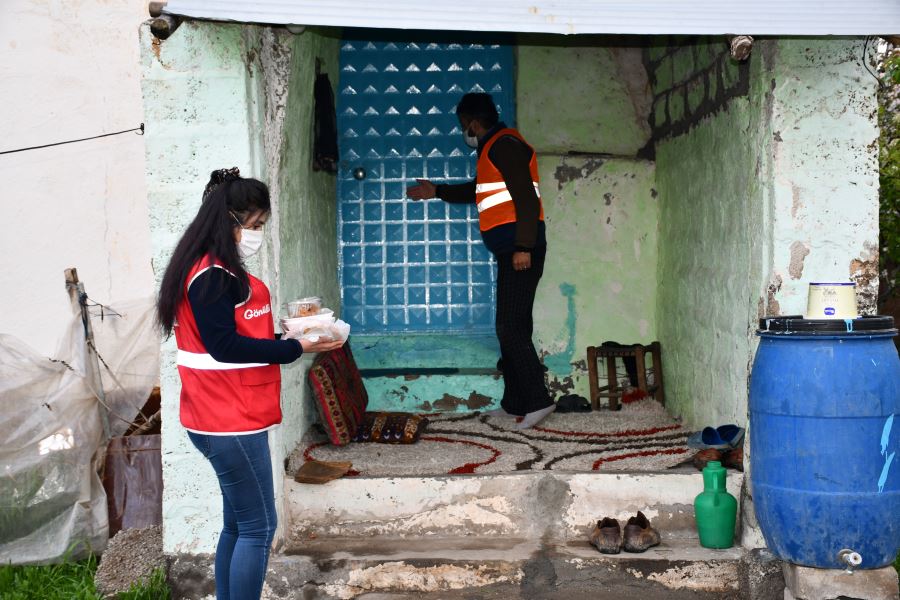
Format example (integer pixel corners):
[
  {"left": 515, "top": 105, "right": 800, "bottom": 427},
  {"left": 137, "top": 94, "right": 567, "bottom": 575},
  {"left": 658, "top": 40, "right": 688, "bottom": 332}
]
[{"left": 337, "top": 33, "right": 516, "bottom": 333}]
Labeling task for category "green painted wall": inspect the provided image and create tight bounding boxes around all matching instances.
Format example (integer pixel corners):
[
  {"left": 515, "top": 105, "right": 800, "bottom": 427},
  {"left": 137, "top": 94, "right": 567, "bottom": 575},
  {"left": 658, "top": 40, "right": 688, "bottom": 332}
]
[
  {"left": 518, "top": 41, "right": 659, "bottom": 400},
  {"left": 535, "top": 156, "right": 658, "bottom": 398},
  {"left": 651, "top": 37, "right": 879, "bottom": 429},
  {"left": 276, "top": 29, "right": 341, "bottom": 437},
  {"left": 654, "top": 104, "right": 768, "bottom": 427},
  {"left": 142, "top": 22, "right": 341, "bottom": 553},
  {"left": 651, "top": 37, "right": 768, "bottom": 428},
  {"left": 142, "top": 21, "right": 274, "bottom": 554},
  {"left": 517, "top": 41, "right": 652, "bottom": 156}
]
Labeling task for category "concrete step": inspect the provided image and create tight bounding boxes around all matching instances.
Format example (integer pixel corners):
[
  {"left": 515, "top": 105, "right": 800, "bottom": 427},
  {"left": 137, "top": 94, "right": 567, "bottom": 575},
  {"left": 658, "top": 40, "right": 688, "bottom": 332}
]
[
  {"left": 240, "top": 538, "right": 762, "bottom": 599},
  {"left": 283, "top": 470, "right": 743, "bottom": 547},
  {"left": 169, "top": 539, "right": 785, "bottom": 600}
]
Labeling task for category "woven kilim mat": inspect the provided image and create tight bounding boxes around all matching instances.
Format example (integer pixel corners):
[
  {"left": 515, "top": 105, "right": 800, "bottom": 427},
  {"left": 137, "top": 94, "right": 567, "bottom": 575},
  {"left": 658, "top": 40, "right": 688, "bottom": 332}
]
[{"left": 290, "top": 399, "right": 691, "bottom": 477}]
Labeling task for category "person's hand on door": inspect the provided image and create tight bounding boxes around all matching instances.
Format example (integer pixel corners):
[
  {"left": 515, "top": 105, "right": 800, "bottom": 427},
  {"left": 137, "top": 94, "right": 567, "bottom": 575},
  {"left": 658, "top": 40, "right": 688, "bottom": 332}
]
[{"left": 406, "top": 179, "right": 437, "bottom": 200}]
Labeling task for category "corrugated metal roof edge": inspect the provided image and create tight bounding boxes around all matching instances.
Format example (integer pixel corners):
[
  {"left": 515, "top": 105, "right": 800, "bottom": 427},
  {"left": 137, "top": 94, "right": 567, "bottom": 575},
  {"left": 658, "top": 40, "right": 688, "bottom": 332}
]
[{"left": 160, "top": 8, "right": 900, "bottom": 36}]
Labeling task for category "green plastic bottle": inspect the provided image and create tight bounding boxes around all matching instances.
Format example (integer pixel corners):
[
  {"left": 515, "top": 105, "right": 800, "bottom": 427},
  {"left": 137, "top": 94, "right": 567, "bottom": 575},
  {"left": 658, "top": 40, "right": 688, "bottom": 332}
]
[{"left": 694, "top": 460, "right": 737, "bottom": 549}]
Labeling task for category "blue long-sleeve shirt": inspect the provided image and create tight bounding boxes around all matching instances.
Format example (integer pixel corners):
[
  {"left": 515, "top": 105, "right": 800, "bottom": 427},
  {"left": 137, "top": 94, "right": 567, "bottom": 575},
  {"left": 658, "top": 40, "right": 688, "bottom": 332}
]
[{"left": 187, "top": 268, "right": 302, "bottom": 364}]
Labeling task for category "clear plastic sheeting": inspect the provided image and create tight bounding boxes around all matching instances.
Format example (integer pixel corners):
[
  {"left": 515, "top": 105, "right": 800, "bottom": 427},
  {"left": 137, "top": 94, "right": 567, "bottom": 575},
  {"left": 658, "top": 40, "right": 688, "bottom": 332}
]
[{"left": 0, "top": 297, "right": 159, "bottom": 565}]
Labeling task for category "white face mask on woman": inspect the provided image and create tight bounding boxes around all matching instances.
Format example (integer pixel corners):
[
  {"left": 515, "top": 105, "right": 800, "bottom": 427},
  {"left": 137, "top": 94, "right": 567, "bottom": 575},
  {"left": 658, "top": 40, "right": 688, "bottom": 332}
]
[
  {"left": 231, "top": 211, "right": 264, "bottom": 259},
  {"left": 237, "top": 228, "right": 263, "bottom": 259}
]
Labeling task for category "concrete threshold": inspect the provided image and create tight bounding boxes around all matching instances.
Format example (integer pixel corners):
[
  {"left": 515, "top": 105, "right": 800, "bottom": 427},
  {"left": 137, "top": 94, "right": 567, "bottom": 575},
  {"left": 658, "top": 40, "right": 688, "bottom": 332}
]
[
  {"left": 170, "top": 537, "right": 778, "bottom": 600},
  {"left": 283, "top": 537, "right": 745, "bottom": 563},
  {"left": 260, "top": 537, "right": 747, "bottom": 599},
  {"left": 284, "top": 469, "right": 743, "bottom": 545}
]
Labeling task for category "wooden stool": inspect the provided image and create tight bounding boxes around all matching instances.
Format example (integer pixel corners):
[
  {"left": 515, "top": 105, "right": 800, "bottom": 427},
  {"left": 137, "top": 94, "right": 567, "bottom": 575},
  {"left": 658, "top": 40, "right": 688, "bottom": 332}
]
[{"left": 586, "top": 342, "right": 664, "bottom": 411}]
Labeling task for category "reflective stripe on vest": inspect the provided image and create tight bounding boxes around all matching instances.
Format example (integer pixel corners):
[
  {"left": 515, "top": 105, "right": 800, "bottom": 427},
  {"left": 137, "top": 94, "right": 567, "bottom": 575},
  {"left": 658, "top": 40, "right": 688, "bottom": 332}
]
[
  {"left": 176, "top": 349, "right": 268, "bottom": 370},
  {"left": 475, "top": 183, "right": 541, "bottom": 213},
  {"left": 475, "top": 128, "right": 544, "bottom": 231}
]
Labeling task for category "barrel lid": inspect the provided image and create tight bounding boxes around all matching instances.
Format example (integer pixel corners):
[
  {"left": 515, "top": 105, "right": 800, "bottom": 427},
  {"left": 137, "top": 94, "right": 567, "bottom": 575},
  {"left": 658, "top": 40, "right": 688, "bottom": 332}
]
[{"left": 758, "top": 315, "right": 896, "bottom": 335}]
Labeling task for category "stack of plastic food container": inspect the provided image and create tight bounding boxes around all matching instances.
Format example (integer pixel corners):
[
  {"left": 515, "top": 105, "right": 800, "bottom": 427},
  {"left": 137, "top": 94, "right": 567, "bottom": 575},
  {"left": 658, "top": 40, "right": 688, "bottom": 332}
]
[{"left": 280, "top": 296, "right": 350, "bottom": 342}]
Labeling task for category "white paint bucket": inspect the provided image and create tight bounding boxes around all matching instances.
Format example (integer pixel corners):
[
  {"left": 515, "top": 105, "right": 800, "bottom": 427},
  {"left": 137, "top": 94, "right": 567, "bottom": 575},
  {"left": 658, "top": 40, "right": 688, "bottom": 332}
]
[{"left": 805, "top": 282, "right": 858, "bottom": 319}]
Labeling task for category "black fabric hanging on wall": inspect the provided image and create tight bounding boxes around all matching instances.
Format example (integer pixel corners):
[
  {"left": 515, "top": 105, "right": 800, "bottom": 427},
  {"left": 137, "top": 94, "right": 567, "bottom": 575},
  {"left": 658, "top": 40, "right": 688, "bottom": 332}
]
[{"left": 313, "top": 69, "right": 338, "bottom": 173}]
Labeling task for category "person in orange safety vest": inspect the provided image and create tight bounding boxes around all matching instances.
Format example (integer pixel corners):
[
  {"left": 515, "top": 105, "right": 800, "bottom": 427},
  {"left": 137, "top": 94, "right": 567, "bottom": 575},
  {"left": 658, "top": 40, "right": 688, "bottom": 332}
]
[{"left": 407, "top": 93, "right": 555, "bottom": 430}]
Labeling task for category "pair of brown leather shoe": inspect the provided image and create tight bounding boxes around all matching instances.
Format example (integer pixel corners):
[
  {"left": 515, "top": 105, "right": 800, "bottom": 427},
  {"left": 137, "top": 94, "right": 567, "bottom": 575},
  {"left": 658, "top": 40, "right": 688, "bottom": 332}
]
[
  {"left": 692, "top": 447, "right": 743, "bottom": 472},
  {"left": 589, "top": 511, "right": 661, "bottom": 554}
]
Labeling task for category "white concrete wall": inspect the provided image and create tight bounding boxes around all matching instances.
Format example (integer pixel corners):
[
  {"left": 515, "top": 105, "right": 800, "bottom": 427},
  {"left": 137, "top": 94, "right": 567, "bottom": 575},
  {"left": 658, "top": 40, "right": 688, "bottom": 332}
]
[
  {"left": 140, "top": 20, "right": 268, "bottom": 554},
  {"left": 140, "top": 21, "right": 336, "bottom": 554},
  {"left": 0, "top": 0, "right": 153, "bottom": 356}
]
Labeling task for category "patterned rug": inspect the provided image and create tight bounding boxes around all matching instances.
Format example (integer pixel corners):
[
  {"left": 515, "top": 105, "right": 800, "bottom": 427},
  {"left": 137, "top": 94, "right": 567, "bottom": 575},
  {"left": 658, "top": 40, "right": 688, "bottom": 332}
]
[{"left": 289, "top": 399, "right": 691, "bottom": 477}]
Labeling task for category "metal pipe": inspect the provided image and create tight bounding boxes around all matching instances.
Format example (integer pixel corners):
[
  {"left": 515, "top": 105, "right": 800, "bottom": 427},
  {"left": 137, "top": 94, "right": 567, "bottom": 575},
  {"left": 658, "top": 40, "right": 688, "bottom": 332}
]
[
  {"left": 148, "top": 1, "right": 167, "bottom": 18},
  {"left": 838, "top": 549, "right": 862, "bottom": 574}
]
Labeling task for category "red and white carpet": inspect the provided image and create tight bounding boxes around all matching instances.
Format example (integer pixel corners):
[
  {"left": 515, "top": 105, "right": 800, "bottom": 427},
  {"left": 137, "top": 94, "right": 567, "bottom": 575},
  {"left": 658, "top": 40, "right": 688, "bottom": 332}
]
[{"left": 291, "top": 399, "right": 691, "bottom": 477}]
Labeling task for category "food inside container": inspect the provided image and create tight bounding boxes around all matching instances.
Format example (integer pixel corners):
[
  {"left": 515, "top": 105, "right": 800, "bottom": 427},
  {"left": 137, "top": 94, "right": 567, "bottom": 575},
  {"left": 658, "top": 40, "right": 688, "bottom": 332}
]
[
  {"left": 294, "top": 327, "right": 335, "bottom": 343},
  {"left": 280, "top": 308, "right": 334, "bottom": 332},
  {"left": 286, "top": 296, "right": 323, "bottom": 318}
]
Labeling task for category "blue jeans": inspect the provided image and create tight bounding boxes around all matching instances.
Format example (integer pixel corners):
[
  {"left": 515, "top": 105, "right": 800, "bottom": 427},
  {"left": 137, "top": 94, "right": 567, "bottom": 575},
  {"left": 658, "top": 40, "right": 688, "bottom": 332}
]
[{"left": 187, "top": 431, "right": 277, "bottom": 600}]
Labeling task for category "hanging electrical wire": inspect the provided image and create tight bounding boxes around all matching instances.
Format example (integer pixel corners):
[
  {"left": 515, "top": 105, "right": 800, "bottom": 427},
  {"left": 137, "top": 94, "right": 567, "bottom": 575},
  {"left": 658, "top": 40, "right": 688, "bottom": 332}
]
[
  {"left": 863, "top": 37, "right": 885, "bottom": 89},
  {"left": 0, "top": 123, "right": 144, "bottom": 156}
]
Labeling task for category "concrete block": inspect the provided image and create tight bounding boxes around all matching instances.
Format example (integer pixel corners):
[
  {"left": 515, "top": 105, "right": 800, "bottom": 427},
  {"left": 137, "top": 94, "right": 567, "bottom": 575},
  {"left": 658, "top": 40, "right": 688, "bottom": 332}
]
[
  {"left": 284, "top": 471, "right": 743, "bottom": 546},
  {"left": 653, "top": 96, "right": 668, "bottom": 130},
  {"left": 667, "top": 88, "right": 685, "bottom": 123},
  {"left": 654, "top": 59, "right": 674, "bottom": 92},
  {"left": 722, "top": 59, "right": 740, "bottom": 91},
  {"left": 686, "top": 77, "right": 706, "bottom": 115},
  {"left": 169, "top": 538, "right": 747, "bottom": 599},
  {"left": 694, "top": 43, "right": 722, "bottom": 73},
  {"left": 782, "top": 563, "right": 900, "bottom": 600},
  {"left": 671, "top": 48, "right": 696, "bottom": 86},
  {"left": 707, "top": 61, "right": 720, "bottom": 100},
  {"left": 647, "top": 43, "right": 670, "bottom": 64},
  {"left": 741, "top": 548, "right": 786, "bottom": 600}
]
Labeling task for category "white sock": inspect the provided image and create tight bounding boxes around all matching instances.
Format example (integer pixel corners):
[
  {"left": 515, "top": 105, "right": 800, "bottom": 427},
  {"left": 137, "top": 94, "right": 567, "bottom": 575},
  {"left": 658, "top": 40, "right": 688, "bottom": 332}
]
[
  {"left": 514, "top": 404, "right": 556, "bottom": 430},
  {"left": 484, "top": 407, "right": 513, "bottom": 417}
]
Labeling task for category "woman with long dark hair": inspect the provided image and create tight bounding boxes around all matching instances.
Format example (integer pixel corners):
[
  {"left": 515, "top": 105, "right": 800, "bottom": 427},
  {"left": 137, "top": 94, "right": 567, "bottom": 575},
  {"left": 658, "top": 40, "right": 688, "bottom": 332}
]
[{"left": 157, "top": 168, "right": 343, "bottom": 600}]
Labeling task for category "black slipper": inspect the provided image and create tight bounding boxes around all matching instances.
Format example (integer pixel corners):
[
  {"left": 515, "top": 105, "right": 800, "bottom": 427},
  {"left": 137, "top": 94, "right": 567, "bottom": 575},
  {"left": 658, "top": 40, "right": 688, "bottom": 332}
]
[{"left": 555, "top": 394, "right": 592, "bottom": 413}]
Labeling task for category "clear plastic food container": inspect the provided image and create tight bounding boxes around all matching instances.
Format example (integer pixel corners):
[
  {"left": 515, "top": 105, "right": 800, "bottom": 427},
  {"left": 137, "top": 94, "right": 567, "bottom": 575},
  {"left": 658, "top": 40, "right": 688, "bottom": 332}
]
[{"left": 286, "top": 296, "right": 322, "bottom": 318}]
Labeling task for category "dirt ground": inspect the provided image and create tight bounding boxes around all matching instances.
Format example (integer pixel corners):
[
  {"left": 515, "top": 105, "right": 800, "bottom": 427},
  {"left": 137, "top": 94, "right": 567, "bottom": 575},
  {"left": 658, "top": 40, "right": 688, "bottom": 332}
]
[{"left": 94, "top": 525, "right": 164, "bottom": 598}]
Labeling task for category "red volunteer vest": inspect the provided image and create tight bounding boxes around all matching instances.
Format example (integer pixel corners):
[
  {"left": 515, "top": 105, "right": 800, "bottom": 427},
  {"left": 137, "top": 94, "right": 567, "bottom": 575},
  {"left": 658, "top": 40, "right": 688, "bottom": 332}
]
[
  {"left": 174, "top": 255, "right": 282, "bottom": 433},
  {"left": 475, "top": 128, "right": 544, "bottom": 232}
]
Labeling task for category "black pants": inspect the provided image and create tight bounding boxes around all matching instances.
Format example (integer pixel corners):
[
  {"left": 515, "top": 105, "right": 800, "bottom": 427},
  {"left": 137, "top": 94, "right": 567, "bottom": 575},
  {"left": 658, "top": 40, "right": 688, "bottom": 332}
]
[{"left": 496, "top": 248, "right": 553, "bottom": 416}]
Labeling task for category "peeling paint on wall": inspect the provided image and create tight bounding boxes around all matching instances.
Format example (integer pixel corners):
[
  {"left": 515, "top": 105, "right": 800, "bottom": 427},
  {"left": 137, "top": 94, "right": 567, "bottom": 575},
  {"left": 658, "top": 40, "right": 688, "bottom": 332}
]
[
  {"left": 766, "top": 275, "right": 783, "bottom": 317},
  {"left": 653, "top": 37, "right": 879, "bottom": 429},
  {"left": 788, "top": 241, "right": 811, "bottom": 280},
  {"left": 433, "top": 392, "right": 493, "bottom": 411},
  {"left": 542, "top": 283, "right": 577, "bottom": 374},
  {"left": 850, "top": 241, "right": 879, "bottom": 315},
  {"left": 534, "top": 157, "right": 658, "bottom": 400},
  {"left": 553, "top": 158, "right": 605, "bottom": 190}
]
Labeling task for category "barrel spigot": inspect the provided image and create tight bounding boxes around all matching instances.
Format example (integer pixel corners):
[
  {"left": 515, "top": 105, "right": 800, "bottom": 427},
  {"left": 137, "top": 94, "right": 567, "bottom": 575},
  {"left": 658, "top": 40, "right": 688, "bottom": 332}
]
[{"left": 838, "top": 549, "right": 862, "bottom": 573}]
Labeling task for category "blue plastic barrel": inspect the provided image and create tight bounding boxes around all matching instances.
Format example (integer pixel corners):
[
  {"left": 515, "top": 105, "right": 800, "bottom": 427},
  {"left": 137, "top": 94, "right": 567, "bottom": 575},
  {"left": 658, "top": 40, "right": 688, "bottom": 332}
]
[{"left": 750, "top": 315, "right": 900, "bottom": 569}]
